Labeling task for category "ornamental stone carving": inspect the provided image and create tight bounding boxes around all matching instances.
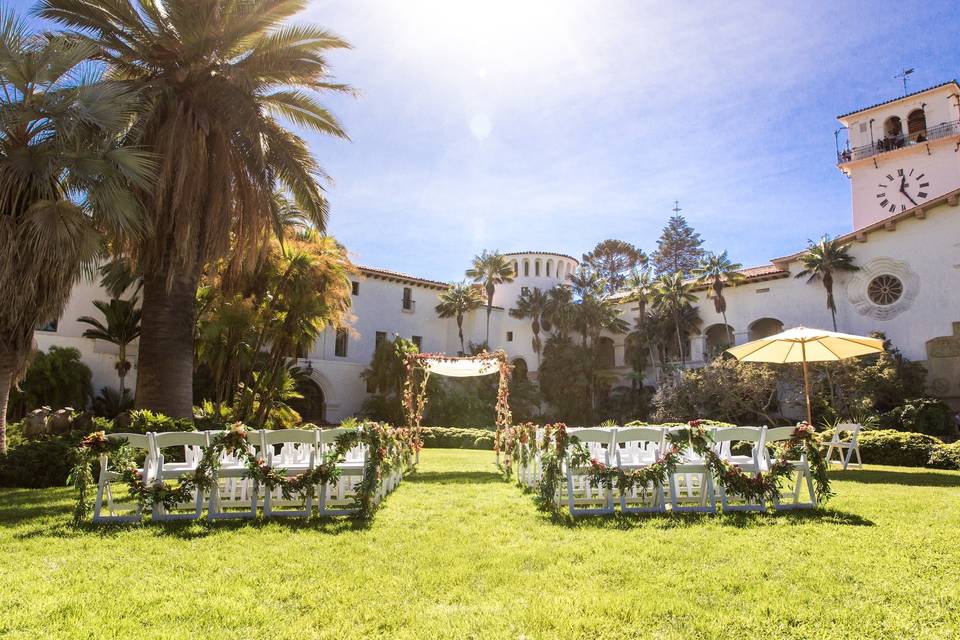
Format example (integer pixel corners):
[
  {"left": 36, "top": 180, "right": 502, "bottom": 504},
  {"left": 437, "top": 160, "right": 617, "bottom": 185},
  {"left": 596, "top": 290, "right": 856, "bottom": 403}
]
[{"left": 846, "top": 257, "right": 919, "bottom": 321}]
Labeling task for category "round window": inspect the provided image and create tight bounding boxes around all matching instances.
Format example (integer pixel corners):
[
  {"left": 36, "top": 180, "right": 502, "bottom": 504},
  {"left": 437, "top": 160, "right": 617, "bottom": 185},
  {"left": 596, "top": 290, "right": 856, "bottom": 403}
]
[{"left": 867, "top": 274, "right": 903, "bottom": 306}]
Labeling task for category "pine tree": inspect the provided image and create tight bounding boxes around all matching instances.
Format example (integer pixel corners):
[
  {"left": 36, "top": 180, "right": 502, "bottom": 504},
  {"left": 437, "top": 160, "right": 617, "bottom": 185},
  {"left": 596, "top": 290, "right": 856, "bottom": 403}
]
[
  {"left": 581, "top": 239, "right": 647, "bottom": 295},
  {"left": 652, "top": 215, "right": 705, "bottom": 277}
]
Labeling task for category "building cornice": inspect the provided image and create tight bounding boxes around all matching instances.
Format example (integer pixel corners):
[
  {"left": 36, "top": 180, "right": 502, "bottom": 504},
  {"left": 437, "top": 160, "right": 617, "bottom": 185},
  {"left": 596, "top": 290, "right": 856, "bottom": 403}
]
[{"left": 837, "top": 80, "right": 960, "bottom": 122}]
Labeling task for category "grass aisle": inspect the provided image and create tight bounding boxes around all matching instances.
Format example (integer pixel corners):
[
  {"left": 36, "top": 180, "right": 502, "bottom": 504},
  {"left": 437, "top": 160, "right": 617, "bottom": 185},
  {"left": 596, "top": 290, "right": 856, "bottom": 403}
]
[{"left": 1, "top": 449, "right": 959, "bottom": 639}]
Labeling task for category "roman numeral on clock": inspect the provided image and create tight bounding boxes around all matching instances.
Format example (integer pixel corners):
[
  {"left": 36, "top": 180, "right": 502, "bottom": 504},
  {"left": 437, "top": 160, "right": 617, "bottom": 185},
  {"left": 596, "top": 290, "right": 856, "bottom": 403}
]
[
  {"left": 919, "top": 182, "right": 929, "bottom": 188},
  {"left": 876, "top": 193, "right": 886, "bottom": 198},
  {"left": 917, "top": 192, "right": 927, "bottom": 198},
  {"left": 897, "top": 169, "right": 904, "bottom": 176},
  {"left": 886, "top": 174, "right": 894, "bottom": 181},
  {"left": 889, "top": 204, "right": 896, "bottom": 212},
  {"left": 879, "top": 199, "right": 889, "bottom": 207}
]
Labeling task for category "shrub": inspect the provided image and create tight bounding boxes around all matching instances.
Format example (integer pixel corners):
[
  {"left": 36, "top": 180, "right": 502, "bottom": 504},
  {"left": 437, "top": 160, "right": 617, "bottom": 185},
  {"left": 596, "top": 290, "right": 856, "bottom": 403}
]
[
  {"left": 651, "top": 359, "right": 781, "bottom": 425},
  {"left": 883, "top": 398, "right": 956, "bottom": 439},
  {"left": 849, "top": 429, "right": 942, "bottom": 467},
  {"left": 7, "top": 347, "right": 93, "bottom": 421},
  {"left": 928, "top": 442, "right": 960, "bottom": 470},
  {"left": 119, "top": 409, "right": 196, "bottom": 434},
  {"left": 419, "top": 427, "right": 494, "bottom": 450},
  {"left": 0, "top": 433, "right": 80, "bottom": 488}
]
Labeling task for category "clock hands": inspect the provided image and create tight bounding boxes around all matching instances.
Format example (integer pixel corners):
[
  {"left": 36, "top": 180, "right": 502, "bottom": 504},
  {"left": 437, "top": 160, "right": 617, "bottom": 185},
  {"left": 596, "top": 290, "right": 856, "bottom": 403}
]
[{"left": 899, "top": 176, "right": 918, "bottom": 206}]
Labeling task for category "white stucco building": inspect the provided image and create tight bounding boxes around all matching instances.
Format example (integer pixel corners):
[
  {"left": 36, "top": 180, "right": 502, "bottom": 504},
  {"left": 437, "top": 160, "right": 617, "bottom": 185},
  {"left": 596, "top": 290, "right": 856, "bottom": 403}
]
[{"left": 35, "top": 82, "right": 960, "bottom": 419}]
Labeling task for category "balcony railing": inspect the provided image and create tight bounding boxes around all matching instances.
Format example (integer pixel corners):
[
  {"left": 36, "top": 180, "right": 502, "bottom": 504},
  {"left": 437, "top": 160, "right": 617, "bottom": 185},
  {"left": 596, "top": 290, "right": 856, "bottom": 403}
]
[
  {"left": 838, "top": 119, "right": 960, "bottom": 164},
  {"left": 401, "top": 298, "right": 416, "bottom": 312}
]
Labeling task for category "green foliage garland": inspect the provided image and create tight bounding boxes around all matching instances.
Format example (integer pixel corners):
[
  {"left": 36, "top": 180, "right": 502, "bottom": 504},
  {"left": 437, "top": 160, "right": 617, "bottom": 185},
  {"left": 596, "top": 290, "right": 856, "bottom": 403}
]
[
  {"left": 503, "top": 420, "right": 832, "bottom": 514},
  {"left": 69, "top": 422, "right": 415, "bottom": 523}
]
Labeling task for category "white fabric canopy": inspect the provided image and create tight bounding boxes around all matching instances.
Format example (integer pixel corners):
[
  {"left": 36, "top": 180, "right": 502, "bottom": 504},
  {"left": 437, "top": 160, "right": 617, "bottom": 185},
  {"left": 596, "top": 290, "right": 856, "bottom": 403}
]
[{"left": 420, "top": 357, "right": 500, "bottom": 377}]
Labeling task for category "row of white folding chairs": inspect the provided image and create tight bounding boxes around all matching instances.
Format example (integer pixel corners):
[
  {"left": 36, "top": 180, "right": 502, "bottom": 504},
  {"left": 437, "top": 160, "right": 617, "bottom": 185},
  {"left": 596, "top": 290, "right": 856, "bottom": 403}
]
[
  {"left": 545, "top": 425, "right": 823, "bottom": 517},
  {"left": 93, "top": 429, "right": 401, "bottom": 522}
]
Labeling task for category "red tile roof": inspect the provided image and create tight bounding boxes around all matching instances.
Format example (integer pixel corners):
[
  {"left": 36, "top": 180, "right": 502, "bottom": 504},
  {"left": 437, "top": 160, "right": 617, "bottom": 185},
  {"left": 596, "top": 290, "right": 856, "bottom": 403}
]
[{"left": 837, "top": 80, "right": 959, "bottom": 119}]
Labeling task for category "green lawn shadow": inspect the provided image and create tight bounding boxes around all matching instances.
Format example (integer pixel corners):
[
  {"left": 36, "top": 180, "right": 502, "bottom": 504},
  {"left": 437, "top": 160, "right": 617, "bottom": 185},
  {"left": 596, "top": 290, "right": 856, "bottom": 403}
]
[
  {"left": 833, "top": 469, "right": 960, "bottom": 487},
  {"left": 541, "top": 507, "right": 875, "bottom": 530},
  {"left": 406, "top": 470, "right": 503, "bottom": 485}
]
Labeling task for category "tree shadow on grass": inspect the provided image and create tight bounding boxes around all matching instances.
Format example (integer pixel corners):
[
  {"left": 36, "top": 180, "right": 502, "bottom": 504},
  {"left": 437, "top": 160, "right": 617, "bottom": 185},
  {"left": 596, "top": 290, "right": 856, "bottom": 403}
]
[
  {"left": 406, "top": 470, "right": 503, "bottom": 485},
  {"left": 539, "top": 507, "right": 875, "bottom": 530},
  {"left": 13, "top": 513, "right": 375, "bottom": 541},
  {"left": 833, "top": 469, "right": 960, "bottom": 487}
]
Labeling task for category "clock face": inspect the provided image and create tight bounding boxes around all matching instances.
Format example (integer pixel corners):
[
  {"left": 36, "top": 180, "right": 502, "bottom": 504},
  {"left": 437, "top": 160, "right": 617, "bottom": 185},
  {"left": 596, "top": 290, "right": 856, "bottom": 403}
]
[{"left": 876, "top": 167, "right": 931, "bottom": 215}]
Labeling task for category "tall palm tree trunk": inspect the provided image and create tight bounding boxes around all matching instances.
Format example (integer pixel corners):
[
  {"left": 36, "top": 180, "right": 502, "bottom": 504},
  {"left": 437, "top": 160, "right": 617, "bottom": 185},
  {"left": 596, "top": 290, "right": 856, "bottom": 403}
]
[
  {"left": 721, "top": 309, "right": 733, "bottom": 347},
  {"left": 457, "top": 319, "right": 465, "bottom": 354},
  {"left": 485, "top": 302, "right": 492, "bottom": 345},
  {"left": 0, "top": 351, "right": 15, "bottom": 454},
  {"left": 135, "top": 268, "right": 201, "bottom": 418}
]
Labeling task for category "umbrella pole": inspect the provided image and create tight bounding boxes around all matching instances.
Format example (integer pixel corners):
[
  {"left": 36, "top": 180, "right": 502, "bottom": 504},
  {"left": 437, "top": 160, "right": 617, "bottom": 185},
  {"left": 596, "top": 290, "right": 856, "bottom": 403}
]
[{"left": 801, "top": 341, "right": 813, "bottom": 425}]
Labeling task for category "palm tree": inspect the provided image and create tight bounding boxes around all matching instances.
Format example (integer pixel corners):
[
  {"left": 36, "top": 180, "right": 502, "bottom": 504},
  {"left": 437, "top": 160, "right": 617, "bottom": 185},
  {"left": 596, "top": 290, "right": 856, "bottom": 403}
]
[
  {"left": 693, "top": 251, "right": 744, "bottom": 346},
  {"left": 543, "top": 285, "right": 576, "bottom": 340},
  {"left": 652, "top": 273, "right": 699, "bottom": 366},
  {"left": 78, "top": 297, "right": 143, "bottom": 397},
  {"left": 624, "top": 268, "right": 659, "bottom": 377},
  {"left": 0, "top": 12, "right": 152, "bottom": 452},
  {"left": 465, "top": 250, "right": 515, "bottom": 345},
  {"left": 509, "top": 287, "right": 549, "bottom": 367},
  {"left": 795, "top": 236, "right": 859, "bottom": 331},
  {"left": 435, "top": 282, "right": 484, "bottom": 355},
  {"left": 40, "top": 0, "right": 353, "bottom": 418}
]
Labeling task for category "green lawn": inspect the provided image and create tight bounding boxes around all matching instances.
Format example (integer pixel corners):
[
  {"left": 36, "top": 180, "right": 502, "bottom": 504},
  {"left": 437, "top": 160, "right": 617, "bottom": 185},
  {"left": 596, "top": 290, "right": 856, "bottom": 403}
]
[{"left": 1, "top": 449, "right": 959, "bottom": 639}]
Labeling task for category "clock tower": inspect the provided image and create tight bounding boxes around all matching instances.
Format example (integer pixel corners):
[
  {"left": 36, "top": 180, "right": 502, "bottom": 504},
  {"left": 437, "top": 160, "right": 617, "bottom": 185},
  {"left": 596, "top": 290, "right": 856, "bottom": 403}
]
[{"left": 837, "top": 80, "right": 960, "bottom": 230}]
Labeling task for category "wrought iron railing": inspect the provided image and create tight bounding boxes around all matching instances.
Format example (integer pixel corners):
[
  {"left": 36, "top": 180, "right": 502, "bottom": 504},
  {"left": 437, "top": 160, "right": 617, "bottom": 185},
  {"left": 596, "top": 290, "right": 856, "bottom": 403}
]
[
  {"left": 401, "top": 298, "right": 416, "bottom": 312},
  {"left": 838, "top": 119, "right": 960, "bottom": 164}
]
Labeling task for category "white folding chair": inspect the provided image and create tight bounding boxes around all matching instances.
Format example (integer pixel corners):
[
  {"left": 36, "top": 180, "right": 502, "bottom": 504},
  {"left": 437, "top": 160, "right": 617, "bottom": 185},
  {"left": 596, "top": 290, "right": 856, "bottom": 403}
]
[
  {"left": 92, "top": 433, "right": 152, "bottom": 523},
  {"left": 823, "top": 423, "right": 863, "bottom": 470},
  {"left": 762, "top": 426, "right": 817, "bottom": 510},
  {"left": 149, "top": 431, "right": 208, "bottom": 521},
  {"left": 613, "top": 426, "right": 667, "bottom": 513},
  {"left": 261, "top": 429, "right": 317, "bottom": 518},
  {"left": 565, "top": 428, "right": 616, "bottom": 517},
  {"left": 317, "top": 428, "right": 366, "bottom": 516},
  {"left": 207, "top": 429, "right": 260, "bottom": 520},
  {"left": 712, "top": 426, "right": 766, "bottom": 512},
  {"left": 667, "top": 426, "right": 716, "bottom": 514}
]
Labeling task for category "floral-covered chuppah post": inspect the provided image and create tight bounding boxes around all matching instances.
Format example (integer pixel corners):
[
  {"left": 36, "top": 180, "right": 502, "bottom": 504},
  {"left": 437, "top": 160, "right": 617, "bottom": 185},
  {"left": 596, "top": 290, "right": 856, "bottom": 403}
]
[{"left": 402, "top": 350, "right": 512, "bottom": 463}]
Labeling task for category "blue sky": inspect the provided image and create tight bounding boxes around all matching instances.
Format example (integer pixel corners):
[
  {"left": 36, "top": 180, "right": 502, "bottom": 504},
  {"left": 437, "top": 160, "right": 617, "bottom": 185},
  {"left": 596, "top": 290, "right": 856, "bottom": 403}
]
[{"left": 15, "top": 0, "right": 960, "bottom": 281}]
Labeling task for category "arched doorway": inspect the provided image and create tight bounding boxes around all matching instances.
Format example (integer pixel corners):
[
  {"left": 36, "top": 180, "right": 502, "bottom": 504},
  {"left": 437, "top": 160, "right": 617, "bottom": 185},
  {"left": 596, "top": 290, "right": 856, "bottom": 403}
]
[
  {"left": 511, "top": 358, "right": 528, "bottom": 382},
  {"left": 704, "top": 323, "right": 735, "bottom": 357},
  {"left": 749, "top": 317, "right": 784, "bottom": 341},
  {"left": 290, "top": 378, "right": 326, "bottom": 424}
]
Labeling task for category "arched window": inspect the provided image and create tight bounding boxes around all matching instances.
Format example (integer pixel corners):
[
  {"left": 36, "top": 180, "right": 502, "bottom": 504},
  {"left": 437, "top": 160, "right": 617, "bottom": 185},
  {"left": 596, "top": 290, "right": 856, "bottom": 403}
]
[
  {"left": 749, "top": 318, "right": 784, "bottom": 341},
  {"left": 535, "top": 260, "right": 541, "bottom": 276},
  {"left": 512, "top": 260, "right": 519, "bottom": 276},
  {"left": 597, "top": 337, "right": 616, "bottom": 368},
  {"left": 884, "top": 116, "right": 903, "bottom": 138},
  {"left": 907, "top": 109, "right": 927, "bottom": 140},
  {"left": 523, "top": 260, "right": 530, "bottom": 277},
  {"left": 546, "top": 259, "right": 553, "bottom": 278}
]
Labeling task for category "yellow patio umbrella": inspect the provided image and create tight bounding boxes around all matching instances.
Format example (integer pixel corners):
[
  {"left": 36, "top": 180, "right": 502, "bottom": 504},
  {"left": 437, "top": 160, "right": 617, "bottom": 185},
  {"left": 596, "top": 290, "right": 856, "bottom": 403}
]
[{"left": 725, "top": 327, "right": 884, "bottom": 425}]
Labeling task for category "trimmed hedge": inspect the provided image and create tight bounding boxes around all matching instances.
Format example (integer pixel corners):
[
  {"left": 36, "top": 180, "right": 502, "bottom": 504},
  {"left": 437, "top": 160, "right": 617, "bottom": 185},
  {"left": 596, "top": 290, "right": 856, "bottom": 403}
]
[
  {"left": 928, "top": 442, "right": 960, "bottom": 471},
  {"left": 419, "top": 427, "right": 494, "bottom": 450},
  {"left": 0, "top": 435, "right": 80, "bottom": 488},
  {"left": 853, "top": 430, "right": 942, "bottom": 467}
]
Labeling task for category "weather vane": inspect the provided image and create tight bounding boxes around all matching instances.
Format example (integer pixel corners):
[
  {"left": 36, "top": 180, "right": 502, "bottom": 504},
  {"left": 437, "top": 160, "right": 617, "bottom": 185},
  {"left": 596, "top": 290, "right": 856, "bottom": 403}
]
[{"left": 894, "top": 67, "right": 914, "bottom": 96}]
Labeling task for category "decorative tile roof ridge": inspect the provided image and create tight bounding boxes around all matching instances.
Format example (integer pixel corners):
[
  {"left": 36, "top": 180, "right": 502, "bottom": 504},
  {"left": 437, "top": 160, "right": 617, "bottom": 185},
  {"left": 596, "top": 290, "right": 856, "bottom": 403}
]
[
  {"left": 770, "top": 186, "right": 960, "bottom": 266},
  {"left": 501, "top": 250, "right": 580, "bottom": 263},
  {"left": 837, "top": 80, "right": 960, "bottom": 120},
  {"left": 357, "top": 265, "right": 450, "bottom": 289}
]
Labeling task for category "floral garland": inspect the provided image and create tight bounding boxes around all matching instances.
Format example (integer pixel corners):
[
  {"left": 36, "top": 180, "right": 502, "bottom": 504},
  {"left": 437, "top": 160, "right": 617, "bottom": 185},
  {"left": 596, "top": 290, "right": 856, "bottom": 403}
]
[
  {"left": 403, "top": 350, "right": 511, "bottom": 458},
  {"left": 524, "top": 420, "right": 832, "bottom": 514},
  {"left": 69, "top": 422, "right": 416, "bottom": 523}
]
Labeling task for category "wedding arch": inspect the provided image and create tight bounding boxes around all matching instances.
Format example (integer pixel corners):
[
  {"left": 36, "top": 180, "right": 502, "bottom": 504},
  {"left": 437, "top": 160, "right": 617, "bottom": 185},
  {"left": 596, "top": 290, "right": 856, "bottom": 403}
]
[{"left": 402, "top": 351, "right": 512, "bottom": 461}]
